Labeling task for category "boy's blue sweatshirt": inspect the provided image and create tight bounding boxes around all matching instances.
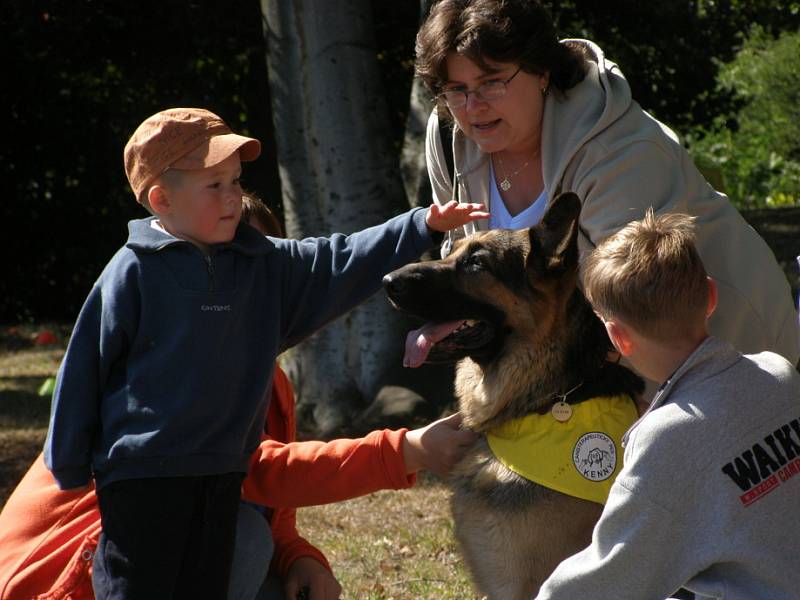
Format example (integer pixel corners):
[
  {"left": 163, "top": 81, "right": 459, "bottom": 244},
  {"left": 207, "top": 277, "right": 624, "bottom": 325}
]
[{"left": 44, "top": 208, "right": 433, "bottom": 490}]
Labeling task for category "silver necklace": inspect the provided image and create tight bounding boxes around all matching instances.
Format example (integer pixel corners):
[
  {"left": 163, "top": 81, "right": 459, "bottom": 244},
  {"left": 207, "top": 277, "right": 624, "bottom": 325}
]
[{"left": 495, "top": 153, "right": 532, "bottom": 191}]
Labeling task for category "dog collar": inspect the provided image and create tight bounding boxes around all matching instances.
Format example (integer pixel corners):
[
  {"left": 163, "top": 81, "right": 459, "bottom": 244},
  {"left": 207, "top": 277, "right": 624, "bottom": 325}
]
[{"left": 486, "top": 395, "right": 638, "bottom": 505}]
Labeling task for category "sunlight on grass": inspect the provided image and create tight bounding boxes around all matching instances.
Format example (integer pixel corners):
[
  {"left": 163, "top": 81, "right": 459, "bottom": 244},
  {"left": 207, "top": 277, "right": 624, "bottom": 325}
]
[
  {"left": 296, "top": 474, "right": 482, "bottom": 599},
  {"left": 0, "top": 347, "right": 64, "bottom": 378},
  {"left": 0, "top": 324, "right": 64, "bottom": 504}
]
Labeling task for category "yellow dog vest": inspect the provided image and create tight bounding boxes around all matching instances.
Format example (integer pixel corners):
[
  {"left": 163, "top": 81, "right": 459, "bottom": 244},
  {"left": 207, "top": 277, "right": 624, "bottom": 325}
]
[{"left": 487, "top": 395, "right": 638, "bottom": 505}]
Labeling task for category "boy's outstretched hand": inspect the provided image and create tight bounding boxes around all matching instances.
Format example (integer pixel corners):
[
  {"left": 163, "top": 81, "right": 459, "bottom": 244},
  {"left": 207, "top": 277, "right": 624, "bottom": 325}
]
[
  {"left": 425, "top": 200, "right": 489, "bottom": 232},
  {"left": 403, "top": 412, "right": 478, "bottom": 477}
]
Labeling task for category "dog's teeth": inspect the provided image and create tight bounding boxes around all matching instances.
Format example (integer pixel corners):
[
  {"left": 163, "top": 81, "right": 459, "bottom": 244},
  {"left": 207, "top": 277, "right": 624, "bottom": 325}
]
[{"left": 452, "top": 320, "right": 477, "bottom": 333}]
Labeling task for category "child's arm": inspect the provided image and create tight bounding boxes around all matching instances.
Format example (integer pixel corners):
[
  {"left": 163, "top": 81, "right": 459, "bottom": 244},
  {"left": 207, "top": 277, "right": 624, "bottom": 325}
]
[
  {"left": 535, "top": 484, "right": 693, "bottom": 599},
  {"left": 283, "top": 557, "right": 342, "bottom": 600},
  {"left": 275, "top": 205, "right": 485, "bottom": 349},
  {"left": 242, "top": 428, "right": 414, "bottom": 509},
  {"left": 269, "top": 505, "right": 333, "bottom": 585},
  {"left": 44, "top": 263, "right": 137, "bottom": 490},
  {"left": 402, "top": 412, "right": 478, "bottom": 476},
  {"left": 242, "top": 415, "right": 474, "bottom": 509},
  {"left": 535, "top": 438, "right": 702, "bottom": 599},
  {"left": 44, "top": 288, "right": 106, "bottom": 489}
]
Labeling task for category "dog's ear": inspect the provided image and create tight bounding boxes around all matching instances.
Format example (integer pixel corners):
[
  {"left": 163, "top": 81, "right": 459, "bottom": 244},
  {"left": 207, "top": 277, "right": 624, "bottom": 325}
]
[{"left": 528, "top": 192, "right": 582, "bottom": 274}]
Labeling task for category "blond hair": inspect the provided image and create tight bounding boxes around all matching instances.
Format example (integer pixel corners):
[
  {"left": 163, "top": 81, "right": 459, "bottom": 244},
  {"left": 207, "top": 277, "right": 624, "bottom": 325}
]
[
  {"left": 583, "top": 209, "right": 709, "bottom": 341},
  {"left": 139, "top": 168, "right": 187, "bottom": 214}
]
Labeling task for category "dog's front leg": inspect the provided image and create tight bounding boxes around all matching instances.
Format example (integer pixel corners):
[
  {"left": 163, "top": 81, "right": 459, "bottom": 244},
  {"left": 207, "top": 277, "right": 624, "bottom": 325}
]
[{"left": 450, "top": 442, "right": 603, "bottom": 600}]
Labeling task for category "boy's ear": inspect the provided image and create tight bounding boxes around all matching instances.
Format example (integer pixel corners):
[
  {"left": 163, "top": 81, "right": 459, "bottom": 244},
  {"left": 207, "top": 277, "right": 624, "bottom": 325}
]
[
  {"left": 147, "top": 185, "right": 170, "bottom": 216},
  {"left": 706, "top": 277, "right": 718, "bottom": 318},
  {"left": 604, "top": 318, "right": 635, "bottom": 357}
]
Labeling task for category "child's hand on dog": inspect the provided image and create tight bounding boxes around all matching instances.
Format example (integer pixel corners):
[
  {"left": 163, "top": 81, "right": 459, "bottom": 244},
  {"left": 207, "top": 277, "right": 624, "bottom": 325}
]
[
  {"left": 403, "top": 412, "right": 478, "bottom": 476},
  {"left": 425, "top": 200, "right": 489, "bottom": 232}
]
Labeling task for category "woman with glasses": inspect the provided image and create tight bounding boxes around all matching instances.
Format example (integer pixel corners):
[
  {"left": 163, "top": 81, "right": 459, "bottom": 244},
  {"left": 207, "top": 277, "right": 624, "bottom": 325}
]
[{"left": 413, "top": 0, "right": 798, "bottom": 368}]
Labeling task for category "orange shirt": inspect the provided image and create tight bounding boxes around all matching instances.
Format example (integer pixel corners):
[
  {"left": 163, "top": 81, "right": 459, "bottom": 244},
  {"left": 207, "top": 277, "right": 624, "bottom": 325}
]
[{"left": 0, "top": 366, "right": 414, "bottom": 599}]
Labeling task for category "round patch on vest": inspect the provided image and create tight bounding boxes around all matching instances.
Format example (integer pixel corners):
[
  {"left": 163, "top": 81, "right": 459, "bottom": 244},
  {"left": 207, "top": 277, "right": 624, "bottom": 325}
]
[{"left": 573, "top": 432, "right": 617, "bottom": 482}]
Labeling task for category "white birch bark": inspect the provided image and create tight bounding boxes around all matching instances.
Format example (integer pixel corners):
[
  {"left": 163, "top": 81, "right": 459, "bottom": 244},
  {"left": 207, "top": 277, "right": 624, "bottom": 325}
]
[{"left": 262, "top": 0, "right": 410, "bottom": 434}]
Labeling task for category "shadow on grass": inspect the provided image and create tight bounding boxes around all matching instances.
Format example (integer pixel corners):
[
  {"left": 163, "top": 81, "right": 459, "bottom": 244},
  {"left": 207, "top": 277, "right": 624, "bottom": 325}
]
[
  {"left": 0, "top": 429, "right": 47, "bottom": 508},
  {"left": 0, "top": 381, "right": 52, "bottom": 429}
]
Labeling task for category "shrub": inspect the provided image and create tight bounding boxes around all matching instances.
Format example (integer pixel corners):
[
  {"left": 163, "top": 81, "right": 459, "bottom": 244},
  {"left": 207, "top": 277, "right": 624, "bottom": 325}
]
[{"left": 687, "top": 27, "right": 800, "bottom": 208}]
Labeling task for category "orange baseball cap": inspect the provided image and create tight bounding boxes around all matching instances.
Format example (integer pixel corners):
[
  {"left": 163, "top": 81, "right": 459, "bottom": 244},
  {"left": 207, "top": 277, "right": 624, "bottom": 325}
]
[{"left": 124, "top": 107, "right": 261, "bottom": 202}]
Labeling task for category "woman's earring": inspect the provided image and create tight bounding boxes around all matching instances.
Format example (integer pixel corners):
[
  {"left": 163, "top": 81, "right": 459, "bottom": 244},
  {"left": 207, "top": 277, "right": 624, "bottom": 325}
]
[{"left": 541, "top": 85, "right": 549, "bottom": 97}]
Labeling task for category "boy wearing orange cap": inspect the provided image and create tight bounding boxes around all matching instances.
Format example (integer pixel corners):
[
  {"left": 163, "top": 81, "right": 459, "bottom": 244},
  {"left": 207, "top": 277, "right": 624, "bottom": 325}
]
[{"left": 43, "top": 108, "right": 488, "bottom": 599}]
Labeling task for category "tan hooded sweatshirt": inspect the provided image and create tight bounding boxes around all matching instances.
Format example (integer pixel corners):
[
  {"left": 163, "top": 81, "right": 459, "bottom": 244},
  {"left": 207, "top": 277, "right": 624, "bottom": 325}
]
[{"left": 425, "top": 39, "right": 799, "bottom": 365}]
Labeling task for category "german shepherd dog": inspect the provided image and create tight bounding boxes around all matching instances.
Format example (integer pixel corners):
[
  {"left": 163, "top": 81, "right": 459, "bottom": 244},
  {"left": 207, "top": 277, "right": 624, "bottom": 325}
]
[{"left": 383, "top": 193, "right": 643, "bottom": 599}]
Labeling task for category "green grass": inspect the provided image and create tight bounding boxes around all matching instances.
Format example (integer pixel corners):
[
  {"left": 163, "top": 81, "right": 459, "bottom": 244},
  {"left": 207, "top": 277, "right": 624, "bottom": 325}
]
[
  {"left": 0, "top": 323, "right": 481, "bottom": 599},
  {"left": 0, "top": 323, "right": 68, "bottom": 502},
  {"left": 296, "top": 475, "right": 479, "bottom": 599}
]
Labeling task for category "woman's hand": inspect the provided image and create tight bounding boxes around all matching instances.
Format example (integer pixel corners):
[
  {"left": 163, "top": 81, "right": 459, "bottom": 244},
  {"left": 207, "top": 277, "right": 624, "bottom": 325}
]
[
  {"left": 285, "top": 557, "right": 342, "bottom": 600},
  {"left": 403, "top": 412, "right": 478, "bottom": 476},
  {"left": 425, "top": 200, "right": 489, "bottom": 232}
]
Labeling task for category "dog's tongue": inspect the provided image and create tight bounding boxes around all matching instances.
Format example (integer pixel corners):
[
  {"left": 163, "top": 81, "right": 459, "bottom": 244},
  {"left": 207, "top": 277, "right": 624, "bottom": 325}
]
[{"left": 404, "top": 320, "right": 465, "bottom": 368}]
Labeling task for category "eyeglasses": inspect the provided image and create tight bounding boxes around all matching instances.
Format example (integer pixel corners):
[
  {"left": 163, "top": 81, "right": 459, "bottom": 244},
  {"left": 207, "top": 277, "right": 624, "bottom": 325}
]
[{"left": 436, "top": 67, "right": 522, "bottom": 109}]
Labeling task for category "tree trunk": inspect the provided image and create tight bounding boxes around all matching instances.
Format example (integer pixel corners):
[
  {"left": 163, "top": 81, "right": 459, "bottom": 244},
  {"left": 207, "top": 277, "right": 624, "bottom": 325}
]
[
  {"left": 401, "top": 0, "right": 435, "bottom": 209},
  {"left": 401, "top": 74, "right": 434, "bottom": 208},
  {"left": 262, "top": 0, "right": 410, "bottom": 435}
]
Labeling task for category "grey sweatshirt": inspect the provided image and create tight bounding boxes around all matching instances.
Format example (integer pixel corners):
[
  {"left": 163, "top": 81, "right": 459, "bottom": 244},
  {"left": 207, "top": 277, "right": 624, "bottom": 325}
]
[{"left": 535, "top": 337, "right": 800, "bottom": 600}]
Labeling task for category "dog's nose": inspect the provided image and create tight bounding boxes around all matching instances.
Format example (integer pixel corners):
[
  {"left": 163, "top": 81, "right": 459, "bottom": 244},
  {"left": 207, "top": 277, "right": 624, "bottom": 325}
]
[{"left": 382, "top": 273, "right": 406, "bottom": 297}]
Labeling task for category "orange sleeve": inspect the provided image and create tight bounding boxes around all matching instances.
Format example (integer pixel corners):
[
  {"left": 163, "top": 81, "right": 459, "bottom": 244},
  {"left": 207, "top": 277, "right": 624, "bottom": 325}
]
[
  {"left": 244, "top": 365, "right": 415, "bottom": 509},
  {"left": 0, "top": 453, "right": 100, "bottom": 600},
  {"left": 268, "top": 505, "right": 332, "bottom": 579},
  {"left": 0, "top": 364, "right": 413, "bottom": 597},
  {"left": 264, "top": 366, "right": 332, "bottom": 579},
  {"left": 242, "top": 429, "right": 416, "bottom": 509},
  {"left": 255, "top": 365, "right": 416, "bottom": 579}
]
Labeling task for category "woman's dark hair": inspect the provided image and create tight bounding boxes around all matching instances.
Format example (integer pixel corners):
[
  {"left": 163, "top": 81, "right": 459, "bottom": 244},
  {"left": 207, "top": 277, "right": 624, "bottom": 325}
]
[{"left": 415, "top": 0, "right": 588, "bottom": 101}]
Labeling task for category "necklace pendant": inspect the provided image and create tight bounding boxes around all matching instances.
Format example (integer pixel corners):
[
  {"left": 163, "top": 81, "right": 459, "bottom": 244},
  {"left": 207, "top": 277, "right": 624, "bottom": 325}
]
[{"left": 500, "top": 178, "right": 512, "bottom": 192}]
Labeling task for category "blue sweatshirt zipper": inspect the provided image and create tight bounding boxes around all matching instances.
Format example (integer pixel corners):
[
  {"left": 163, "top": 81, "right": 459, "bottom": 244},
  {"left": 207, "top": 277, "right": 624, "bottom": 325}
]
[{"left": 204, "top": 254, "right": 216, "bottom": 291}]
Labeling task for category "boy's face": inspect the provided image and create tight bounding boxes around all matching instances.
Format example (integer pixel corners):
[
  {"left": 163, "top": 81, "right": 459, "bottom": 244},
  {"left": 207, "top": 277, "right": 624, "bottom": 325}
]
[{"left": 156, "top": 152, "right": 243, "bottom": 249}]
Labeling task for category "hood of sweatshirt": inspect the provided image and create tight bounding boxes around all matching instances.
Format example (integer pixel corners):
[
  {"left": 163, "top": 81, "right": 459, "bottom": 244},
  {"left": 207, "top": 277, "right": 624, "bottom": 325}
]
[{"left": 541, "top": 39, "right": 634, "bottom": 193}]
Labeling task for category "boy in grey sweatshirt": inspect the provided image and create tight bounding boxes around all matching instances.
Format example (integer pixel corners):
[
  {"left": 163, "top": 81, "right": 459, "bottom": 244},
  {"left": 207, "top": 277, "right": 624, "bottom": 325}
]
[{"left": 535, "top": 210, "right": 800, "bottom": 600}]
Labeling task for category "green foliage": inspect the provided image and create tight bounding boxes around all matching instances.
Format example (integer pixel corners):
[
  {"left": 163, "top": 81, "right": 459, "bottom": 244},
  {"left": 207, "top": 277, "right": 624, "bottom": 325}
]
[
  {"left": 373, "top": 1, "right": 800, "bottom": 159},
  {"left": 545, "top": 1, "right": 800, "bottom": 133},
  {"left": 687, "top": 27, "right": 800, "bottom": 208}
]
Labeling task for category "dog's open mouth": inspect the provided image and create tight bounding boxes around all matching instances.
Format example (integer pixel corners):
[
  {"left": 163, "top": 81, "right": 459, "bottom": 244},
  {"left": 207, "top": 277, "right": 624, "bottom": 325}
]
[{"left": 404, "top": 319, "right": 495, "bottom": 367}]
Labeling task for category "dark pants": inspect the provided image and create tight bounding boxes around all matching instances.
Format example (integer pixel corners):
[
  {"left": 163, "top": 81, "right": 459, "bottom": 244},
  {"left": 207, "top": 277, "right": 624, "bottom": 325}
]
[{"left": 93, "top": 473, "right": 245, "bottom": 600}]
